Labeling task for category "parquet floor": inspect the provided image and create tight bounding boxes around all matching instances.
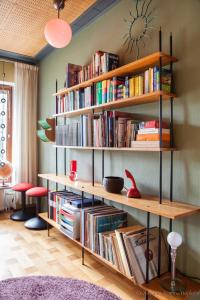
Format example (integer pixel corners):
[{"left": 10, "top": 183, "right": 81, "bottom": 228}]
[{"left": 0, "top": 213, "right": 148, "bottom": 300}]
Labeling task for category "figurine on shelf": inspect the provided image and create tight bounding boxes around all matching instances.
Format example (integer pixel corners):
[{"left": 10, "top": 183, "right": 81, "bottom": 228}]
[
  {"left": 69, "top": 160, "right": 78, "bottom": 181},
  {"left": 125, "top": 169, "right": 141, "bottom": 198}
]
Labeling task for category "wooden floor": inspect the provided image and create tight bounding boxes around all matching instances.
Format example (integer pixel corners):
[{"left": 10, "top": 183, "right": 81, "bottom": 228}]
[{"left": 0, "top": 213, "right": 149, "bottom": 300}]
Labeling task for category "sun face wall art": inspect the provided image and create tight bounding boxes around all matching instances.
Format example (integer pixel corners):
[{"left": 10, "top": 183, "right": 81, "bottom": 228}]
[{"left": 123, "top": 0, "right": 155, "bottom": 60}]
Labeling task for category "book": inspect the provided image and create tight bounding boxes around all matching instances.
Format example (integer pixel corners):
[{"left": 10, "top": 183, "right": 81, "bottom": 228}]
[
  {"left": 131, "top": 141, "right": 170, "bottom": 148},
  {"left": 66, "top": 63, "right": 82, "bottom": 88},
  {"left": 112, "top": 77, "right": 125, "bottom": 101},
  {"left": 102, "top": 80, "right": 107, "bottom": 103},
  {"left": 115, "top": 225, "right": 145, "bottom": 277},
  {"left": 138, "top": 128, "right": 170, "bottom": 134},
  {"left": 124, "top": 227, "right": 168, "bottom": 284},
  {"left": 139, "top": 120, "right": 169, "bottom": 129},
  {"left": 136, "top": 133, "right": 170, "bottom": 142}
]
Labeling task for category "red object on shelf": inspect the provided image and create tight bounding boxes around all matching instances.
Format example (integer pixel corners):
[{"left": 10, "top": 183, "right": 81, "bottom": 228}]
[
  {"left": 70, "top": 160, "right": 77, "bottom": 172},
  {"left": 69, "top": 160, "right": 77, "bottom": 181},
  {"left": 125, "top": 169, "right": 141, "bottom": 198}
]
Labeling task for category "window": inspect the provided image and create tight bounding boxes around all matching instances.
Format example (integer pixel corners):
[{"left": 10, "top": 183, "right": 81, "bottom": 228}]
[{"left": 0, "top": 85, "right": 12, "bottom": 164}]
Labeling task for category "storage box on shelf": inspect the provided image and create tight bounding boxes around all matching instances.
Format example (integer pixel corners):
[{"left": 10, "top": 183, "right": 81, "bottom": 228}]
[{"left": 39, "top": 40, "right": 200, "bottom": 300}]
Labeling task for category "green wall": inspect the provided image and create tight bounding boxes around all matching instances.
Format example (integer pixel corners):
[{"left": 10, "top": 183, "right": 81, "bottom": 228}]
[
  {"left": 0, "top": 61, "right": 14, "bottom": 83},
  {"left": 39, "top": 0, "right": 200, "bottom": 277}
]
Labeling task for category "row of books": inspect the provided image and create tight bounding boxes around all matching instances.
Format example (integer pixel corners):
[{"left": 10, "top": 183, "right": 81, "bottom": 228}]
[
  {"left": 98, "top": 225, "right": 168, "bottom": 284},
  {"left": 55, "top": 115, "right": 171, "bottom": 148},
  {"left": 81, "top": 205, "right": 127, "bottom": 253},
  {"left": 57, "top": 67, "right": 172, "bottom": 114},
  {"left": 55, "top": 111, "right": 140, "bottom": 148},
  {"left": 65, "top": 51, "right": 119, "bottom": 87}
]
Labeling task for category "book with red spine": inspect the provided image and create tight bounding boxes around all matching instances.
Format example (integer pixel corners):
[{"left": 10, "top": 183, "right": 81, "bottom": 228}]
[{"left": 139, "top": 120, "right": 169, "bottom": 129}]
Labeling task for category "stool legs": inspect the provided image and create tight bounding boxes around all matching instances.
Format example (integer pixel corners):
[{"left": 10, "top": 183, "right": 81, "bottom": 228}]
[
  {"left": 24, "top": 197, "right": 47, "bottom": 230},
  {"left": 10, "top": 191, "right": 35, "bottom": 221}
]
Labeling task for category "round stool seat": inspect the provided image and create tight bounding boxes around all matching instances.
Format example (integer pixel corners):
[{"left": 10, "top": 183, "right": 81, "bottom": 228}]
[
  {"left": 12, "top": 182, "right": 34, "bottom": 192},
  {"left": 26, "top": 187, "right": 48, "bottom": 197}
]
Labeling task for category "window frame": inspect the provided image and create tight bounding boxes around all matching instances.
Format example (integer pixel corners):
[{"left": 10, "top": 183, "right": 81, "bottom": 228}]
[{"left": 0, "top": 85, "right": 12, "bottom": 182}]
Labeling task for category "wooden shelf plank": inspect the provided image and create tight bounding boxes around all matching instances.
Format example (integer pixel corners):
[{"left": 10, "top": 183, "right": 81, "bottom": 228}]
[
  {"left": 54, "top": 145, "right": 176, "bottom": 152},
  {"left": 53, "top": 91, "right": 176, "bottom": 118},
  {"left": 142, "top": 273, "right": 200, "bottom": 300},
  {"left": 39, "top": 212, "right": 200, "bottom": 300},
  {"left": 38, "top": 174, "right": 200, "bottom": 220},
  {"left": 39, "top": 212, "right": 60, "bottom": 230},
  {"left": 53, "top": 52, "right": 178, "bottom": 96},
  {"left": 38, "top": 212, "right": 82, "bottom": 247}
]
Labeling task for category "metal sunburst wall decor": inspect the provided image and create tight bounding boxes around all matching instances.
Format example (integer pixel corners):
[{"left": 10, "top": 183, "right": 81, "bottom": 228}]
[{"left": 123, "top": 0, "right": 155, "bottom": 60}]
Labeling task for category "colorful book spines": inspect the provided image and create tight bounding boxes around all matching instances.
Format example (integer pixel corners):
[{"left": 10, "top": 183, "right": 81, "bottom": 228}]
[{"left": 58, "top": 67, "right": 172, "bottom": 114}]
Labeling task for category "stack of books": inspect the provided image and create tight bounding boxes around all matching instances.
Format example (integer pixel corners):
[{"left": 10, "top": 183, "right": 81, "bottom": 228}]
[
  {"left": 65, "top": 51, "right": 119, "bottom": 87},
  {"left": 132, "top": 120, "right": 171, "bottom": 148},
  {"left": 57, "top": 67, "right": 172, "bottom": 114},
  {"left": 81, "top": 205, "right": 127, "bottom": 253},
  {"left": 48, "top": 190, "right": 102, "bottom": 240},
  {"left": 48, "top": 190, "right": 101, "bottom": 222},
  {"left": 98, "top": 226, "right": 168, "bottom": 284},
  {"left": 60, "top": 203, "right": 81, "bottom": 240},
  {"left": 55, "top": 111, "right": 140, "bottom": 148}
]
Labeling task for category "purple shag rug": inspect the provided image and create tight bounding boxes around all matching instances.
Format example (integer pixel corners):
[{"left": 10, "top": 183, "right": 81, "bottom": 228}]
[{"left": 0, "top": 276, "right": 121, "bottom": 300}]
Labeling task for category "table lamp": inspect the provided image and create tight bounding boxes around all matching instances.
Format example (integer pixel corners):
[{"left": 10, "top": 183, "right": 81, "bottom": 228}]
[{"left": 161, "top": 232, "right": 186, "bottom": 293}]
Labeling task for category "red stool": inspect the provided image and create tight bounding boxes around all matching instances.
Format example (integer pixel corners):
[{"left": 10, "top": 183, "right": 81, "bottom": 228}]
[
  {"left": 11, "top": 182, "right": 34, "bottom": 221},
  {"left": 24, "top": 187, "right": 48, "bottom": 230}
]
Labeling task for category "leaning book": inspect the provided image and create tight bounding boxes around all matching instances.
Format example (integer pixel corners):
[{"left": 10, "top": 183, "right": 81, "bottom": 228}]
[{"left": 124, "top": 227, "right": 168, "bottom": 284}]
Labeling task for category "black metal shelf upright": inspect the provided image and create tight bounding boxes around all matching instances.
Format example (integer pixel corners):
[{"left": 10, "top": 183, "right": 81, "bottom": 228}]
[
  {"left": 46, "top": 29, "right": 175, "bottom": 300},
  {"left": 145, "top": 29, "right": 174, "bottom": 300}
]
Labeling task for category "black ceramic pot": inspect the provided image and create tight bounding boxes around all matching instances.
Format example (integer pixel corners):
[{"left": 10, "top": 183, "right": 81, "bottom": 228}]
[{"left": 103, "top": 176, "right": 124, "bottom": 194}]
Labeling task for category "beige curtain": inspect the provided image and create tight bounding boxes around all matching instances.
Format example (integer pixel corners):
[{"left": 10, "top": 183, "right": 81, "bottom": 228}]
[{"left": 12, "top": 62, "right": 38, "bottom": 187}]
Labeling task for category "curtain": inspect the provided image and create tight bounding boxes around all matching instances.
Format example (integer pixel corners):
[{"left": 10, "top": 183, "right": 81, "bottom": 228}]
[{"left": 12, "top": 63, "right": 38, "bottom": 188}]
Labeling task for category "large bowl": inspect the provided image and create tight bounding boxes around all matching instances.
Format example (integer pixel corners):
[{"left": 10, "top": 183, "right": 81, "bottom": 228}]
[{"left": 103, "top": 176, "right": 124, "bottom": 194}]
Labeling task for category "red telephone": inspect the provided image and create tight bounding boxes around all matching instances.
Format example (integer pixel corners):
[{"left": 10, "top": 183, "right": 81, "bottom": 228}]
[{"left": 125, "top": 169, "right": 141, "bottom": 198}]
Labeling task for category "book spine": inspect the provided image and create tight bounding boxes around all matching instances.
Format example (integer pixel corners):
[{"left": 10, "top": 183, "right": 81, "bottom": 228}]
[
  {"left": 136, "top": 133, "right": 170, "bottom": 142},
  {"left": 102, "top": 80, "right": 107, "bottom": 103},
  {"left": 125, "top": 76, "right": 129, "bottom": 98}
]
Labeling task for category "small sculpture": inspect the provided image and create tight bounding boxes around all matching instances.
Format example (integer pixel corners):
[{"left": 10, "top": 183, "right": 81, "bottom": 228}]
[{"left": 125, "top": 169, "right": 141, "bottom": 198}]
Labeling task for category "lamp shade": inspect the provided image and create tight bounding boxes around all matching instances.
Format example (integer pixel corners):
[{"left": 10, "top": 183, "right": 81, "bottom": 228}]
[
  {"left": 44, "top": 18, "right": 72, "bottom": 48},
  {"left": 167, "top": 232, "right": 182, "bottom": 250}
]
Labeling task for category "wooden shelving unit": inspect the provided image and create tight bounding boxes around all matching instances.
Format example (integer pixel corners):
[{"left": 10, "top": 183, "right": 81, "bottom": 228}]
[
  {"left": 53, "top": 52, "right": 177, "bottom": 96},
  {"left": 54, "top": 145, "right": 176, "bottom": 152},
  {"left": 38, "top": 174, "right": 200, "bottom": 220},
  {"left": 39, "top": 211, "right": 200, "bottom": 300},
  {"left": 39, "top": 33, "right": 200, "bottom": 300},
  {"left": 53, "top": 91, "right": 176, "bottom": 118}
]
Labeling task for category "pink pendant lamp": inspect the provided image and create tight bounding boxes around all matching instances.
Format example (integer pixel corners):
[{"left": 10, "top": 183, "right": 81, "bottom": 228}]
[{"left": 44, "top": 0, "right": 72, "bottom": 48}]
